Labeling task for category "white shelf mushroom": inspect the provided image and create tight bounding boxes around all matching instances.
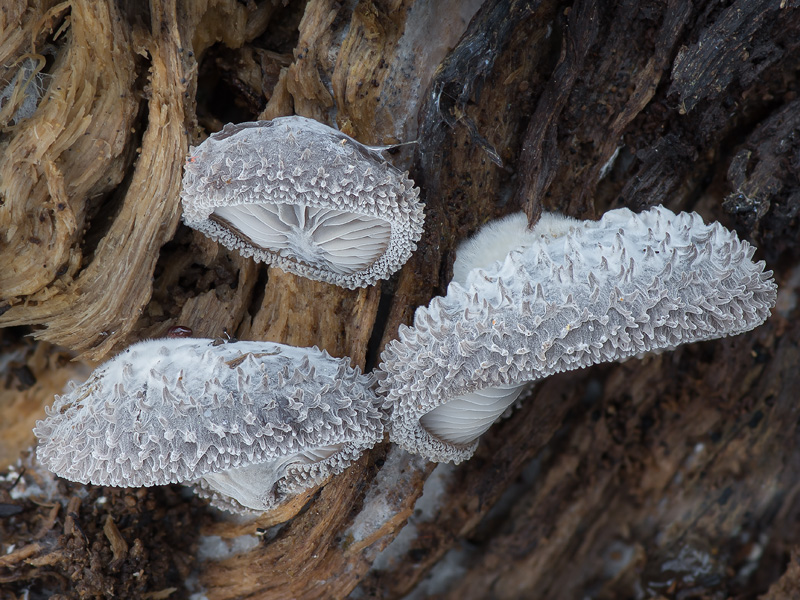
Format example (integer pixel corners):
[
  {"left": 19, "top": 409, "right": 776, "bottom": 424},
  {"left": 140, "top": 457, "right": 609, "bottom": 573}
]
[
  {"left": 180, "top": 116, "right": 425, "bottom": 289},
  {"left": 378, "top": 206, "right": 777, "bottom": 463},
  {"left": 34, "top": 338, "right": 384, "bottom": 514}
]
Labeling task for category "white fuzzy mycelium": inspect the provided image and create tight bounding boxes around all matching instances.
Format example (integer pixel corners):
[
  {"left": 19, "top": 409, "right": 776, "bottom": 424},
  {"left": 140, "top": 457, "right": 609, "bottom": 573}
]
[
  {"left": 34, "top": 338, "right": 384, "bottom": 514},
  {"left": 180, "top": 116, "right": 425, "bottom": 289},
  {"left": 451, "top": 211, "right": 579, "bottom": 286},
  {"left": 378, "top": 206, "right": 777, "bottom": 463}
]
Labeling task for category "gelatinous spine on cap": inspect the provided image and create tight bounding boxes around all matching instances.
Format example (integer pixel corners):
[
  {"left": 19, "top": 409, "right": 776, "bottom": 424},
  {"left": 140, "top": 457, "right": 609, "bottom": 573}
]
[{"left": 378, "top": 206, "right": 777, "bottom": 463}]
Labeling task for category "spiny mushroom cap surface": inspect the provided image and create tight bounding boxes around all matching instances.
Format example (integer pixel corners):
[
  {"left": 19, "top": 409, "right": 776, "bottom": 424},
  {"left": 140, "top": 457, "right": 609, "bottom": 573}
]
[
  {"left": 180, "top": 116, "right": 425, "bottom": 289},
  {"left": 34, "top": 338, "right": 384, "bottom": 508},
  {"left": 378, "top": 206, "right": 777, "bottom": 463}
]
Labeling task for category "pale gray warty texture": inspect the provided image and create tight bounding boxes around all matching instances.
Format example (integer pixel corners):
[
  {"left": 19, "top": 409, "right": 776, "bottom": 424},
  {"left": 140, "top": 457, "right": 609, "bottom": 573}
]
[
  {"left": 34, "top": 338, "right": 383, "bottom": 514},
  {"left": 378, "top": 206, "right": 777, "bottom": 464},
  {"left": 180, "top": 116, "right": 425, "bottom": 289}
]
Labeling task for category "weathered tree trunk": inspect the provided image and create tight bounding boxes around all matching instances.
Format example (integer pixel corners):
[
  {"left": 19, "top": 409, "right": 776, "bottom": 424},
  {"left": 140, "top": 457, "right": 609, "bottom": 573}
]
[{"left": 1, "top": 0, "right": 800, "bottom": 599}]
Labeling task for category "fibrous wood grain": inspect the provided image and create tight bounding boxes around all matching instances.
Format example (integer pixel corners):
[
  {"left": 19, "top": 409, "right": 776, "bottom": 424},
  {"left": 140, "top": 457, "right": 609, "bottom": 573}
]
[{"left": 0, "top": 1, "right": 137, "bottom": 301}]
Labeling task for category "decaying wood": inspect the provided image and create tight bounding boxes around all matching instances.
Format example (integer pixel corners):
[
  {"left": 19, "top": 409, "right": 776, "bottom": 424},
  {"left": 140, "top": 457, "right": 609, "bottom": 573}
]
[
  {"left": 2, "top": 0, "right": 800, "bottom": 599},
  {"left": 762, "top": 551, "right": 800, "bottom": 600},
  {"left": 0, "top": 338, "right": 87, "bottom": 469}
]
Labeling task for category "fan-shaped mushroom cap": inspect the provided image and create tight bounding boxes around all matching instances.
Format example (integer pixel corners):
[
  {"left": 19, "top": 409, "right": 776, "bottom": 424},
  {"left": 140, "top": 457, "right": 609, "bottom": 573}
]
[
  {"left": 180, "top": 116, "right": 425, "bottom": 289},
  {"left": 34, "top": 338, "right": 384, "bottom": 514},
  {"left": 378, "top": 206, "right": 777, "bottom": 463}
]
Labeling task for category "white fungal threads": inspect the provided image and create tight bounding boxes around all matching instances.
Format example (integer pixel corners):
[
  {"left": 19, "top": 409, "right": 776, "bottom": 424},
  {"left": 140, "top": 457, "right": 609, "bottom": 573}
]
[
  {"left": 180, "top": 116, "right": 425, "bottom": 289},
  {"left": 34, "top": 339, "right": 384, "bottom": 514},
  {"left": 0, "top": 55, "right": 48, "bottom": 127},
  {"left": 378, "top": 206, "right": 777, "bottom": 463},
  {"left": 451, "top": 212, "right": 578, "bottom": 285}
]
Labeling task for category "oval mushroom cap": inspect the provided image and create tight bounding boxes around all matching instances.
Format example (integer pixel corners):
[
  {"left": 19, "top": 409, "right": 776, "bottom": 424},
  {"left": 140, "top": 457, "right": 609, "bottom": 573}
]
[
  {"left": 378, "top": 206, "right": 777, "bottom": 463},
  {"left": 180, "top": 116, "right": 425, "bottom": 288},
  {"left": 34, "top": 338, "right": 384, "bottom": 513}
]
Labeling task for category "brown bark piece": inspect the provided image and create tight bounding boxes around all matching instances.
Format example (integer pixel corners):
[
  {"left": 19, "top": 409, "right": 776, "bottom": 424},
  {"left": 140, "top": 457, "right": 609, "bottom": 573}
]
[
  {"left": 761, "top": 550, "right": 800, "bottom": 600},
  {"left": 515, "top": 0, "right": 600, "bottom": 220},
  {"left": 239, "top": 267, "right": 380, "bottom": 366},
  {"left": 0, "top": 542, "right": 42, "bottom": 568},
  {"left": 284, "top": 0, "right": 341, "bottom": 122},
  {"left": 380, "top": 0, "right": 562, "bottom": 352},
  {"left": 201, "top": 445, "right": 433, "bottom": 600},
  {"left": 138, "top": 233, "right": 260, "bottom": 342},
  {"left": 724, "top": 97, "right": 800, "bottom": 260},
  {"left": 103, "top": 515, "right": 129, "bottom": 562},
  {"left": 0, "top": 337, "right": 88, "bottom": 470},
  {"left": 331, "top": 0, "right": 416, "bottom": 142},
  {"left": 0, "top": 1, "right": 186, "bottom": 359},
  {"left": 669, "top": 0, "right": 789, "bottom": 114},
  {"left": 336, "top": 0, "right": 485, "bottom": 144}
]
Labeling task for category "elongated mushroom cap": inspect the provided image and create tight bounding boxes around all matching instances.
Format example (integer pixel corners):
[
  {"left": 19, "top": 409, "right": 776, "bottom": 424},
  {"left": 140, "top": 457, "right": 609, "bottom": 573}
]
[
  {"left": 34, "top": 338, "right": 383, "bottom": 513},
  {"left": 378, "top": 206, "right": 777, "bottom": 463},
  {"left": 181, "top": 116, "right": 425, "bottom": 289}
]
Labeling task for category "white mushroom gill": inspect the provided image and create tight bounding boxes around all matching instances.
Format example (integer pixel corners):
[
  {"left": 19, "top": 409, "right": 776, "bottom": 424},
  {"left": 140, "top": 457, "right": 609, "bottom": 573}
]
[
  {"left": 378, "top": 206, "right": 777, "bottom": 463},
  {"left": 200, "top": 444, "right": 343, "bottom": 512},
  {"left": 419, "top": 385, "right": 524, "bottom": 445},
  {"left": 420, "top": 213, "right": 547, "bottom": 447},
  {"left": 213, "top": 203, "right": 391, "bottom": 275},
  {"left": 180, "top": 116, "right": 425, "bottom": 288}
]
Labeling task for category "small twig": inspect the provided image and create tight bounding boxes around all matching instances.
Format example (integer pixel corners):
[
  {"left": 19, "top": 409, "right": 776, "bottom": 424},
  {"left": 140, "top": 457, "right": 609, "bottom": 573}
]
[
  {"left": 27, "top": 550, "right": 66, "bottom": 567},
  {"left": 103, "top": 514, "right": 129, "bottom": 561},
  {"left": 34, "top": 503, "right": 60, "bottom": 540},
  {"left": 0, "top": 543, "right": 42, "bottom": 568}
]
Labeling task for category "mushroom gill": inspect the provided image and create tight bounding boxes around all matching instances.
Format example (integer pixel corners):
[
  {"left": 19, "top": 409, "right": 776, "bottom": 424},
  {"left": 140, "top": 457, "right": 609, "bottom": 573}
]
[
  {"left": 419, "top": 385, "right": 524, "bottom": 445},
  {"left": 198, "top": 444, "right": 344, "bottom": 512},
  {"left": 180, "top": 116, "right": 424, "bottom": 288},
  {"left": 212, "top": 203, "right": 391, "bottom": 276}
]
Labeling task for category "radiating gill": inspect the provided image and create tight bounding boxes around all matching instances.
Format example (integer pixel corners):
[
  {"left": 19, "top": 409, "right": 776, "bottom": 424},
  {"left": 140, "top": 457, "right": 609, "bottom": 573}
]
[
  {"left": 213, "top": 203, "right": 390, "bottom": 274},
  {"left": 288, "top": 444, "right": 343, "bottom": 465},
  {"left": 419, "top": 385, "right": 524, "bottom": 445},
  {"left": 201, "top": 444, "right": 344, "bottom": 511}
]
